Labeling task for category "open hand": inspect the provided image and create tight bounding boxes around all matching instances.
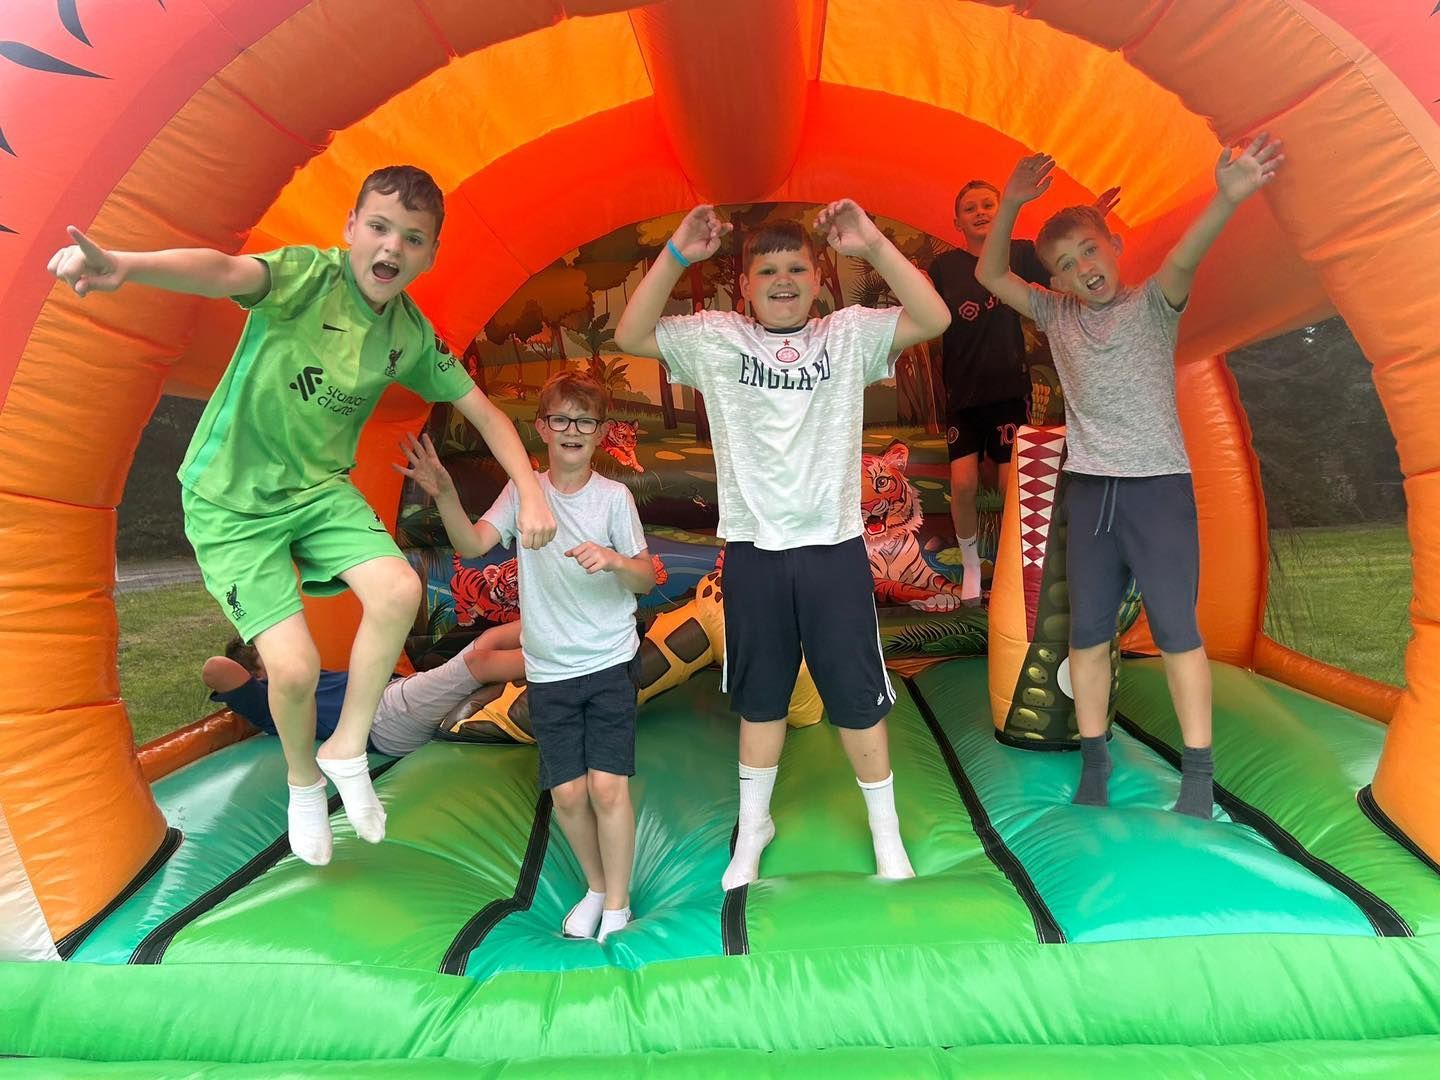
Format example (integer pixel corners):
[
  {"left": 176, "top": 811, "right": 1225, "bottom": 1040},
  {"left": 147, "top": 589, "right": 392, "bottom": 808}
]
[
  {"left": 393, "top": 433, "right": 455, "bottom": 499},
  {"left": 1216, "top": 131, "right": 1284, "bottom": 205},
  {"left": 670, "top": 205, "right": 732, "bottom": 265},
  {"left": 1094, "top": 186, "right": 1122, "bottom": 218},
  {"left": 1003, "top": 154, "right": 1055, "bottom": 205},
  {"left": 47, "top": 227, "right": 126, "bottom": 296},
  {"left": 815, "top": 198, "right": 884, "bottom": 259},
  {"left": 565, "top": 541, "right": 619, "bottom": 574}
]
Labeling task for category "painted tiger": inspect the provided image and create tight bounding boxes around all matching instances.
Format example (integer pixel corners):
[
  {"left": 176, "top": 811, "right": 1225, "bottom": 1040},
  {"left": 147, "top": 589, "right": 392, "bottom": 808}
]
[
  {"left": 449, "top": 552, "right": 666, "bottom": 629},
  {"left": 450, "top": 554, "right": 520, "bottom": 627},
  {"left": 861, "top": 439, "right": 965, "bottom": 611},
  {"left": 601, "top": 419, "right": 643, "bottom": 472}
]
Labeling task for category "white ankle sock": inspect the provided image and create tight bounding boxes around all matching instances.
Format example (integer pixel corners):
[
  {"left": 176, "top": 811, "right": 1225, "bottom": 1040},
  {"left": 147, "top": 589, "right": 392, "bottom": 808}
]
[
  {"left": 562, "top": 889, "right": 606, "bottom": 938},
  {"left": 858, "top": 773, "right": 915, "bottom": 879},
  {"left": 287, "top": 779, "right": 333, "bottom": 866},
  {"left": 722, "top": 763, "right": 778, "bottom": 891},
  {"left": 316, "top": 754, "right": 386, "bottom": 844},
  {"left": 957, "top": 535, "right": 982, "bottom": 603},
  {"left": 597, "top": 906, "right": 632, "bottom": 944}
]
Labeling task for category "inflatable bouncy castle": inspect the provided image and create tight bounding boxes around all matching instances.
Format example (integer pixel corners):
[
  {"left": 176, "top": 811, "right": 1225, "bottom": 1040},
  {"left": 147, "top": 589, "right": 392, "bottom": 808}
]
[{"left": 3, "top": 1, "right": 1440, "bottom": 1072}]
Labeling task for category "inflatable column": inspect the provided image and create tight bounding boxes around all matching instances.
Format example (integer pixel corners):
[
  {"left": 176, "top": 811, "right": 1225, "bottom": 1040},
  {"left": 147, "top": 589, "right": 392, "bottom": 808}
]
[{"left": 988, "top": 426, "right": 1119, "bottom": 748}]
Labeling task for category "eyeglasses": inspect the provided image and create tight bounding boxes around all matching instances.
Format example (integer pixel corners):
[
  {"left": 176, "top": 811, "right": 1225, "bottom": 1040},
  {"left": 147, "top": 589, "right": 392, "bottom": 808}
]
[{"left": 540, "top": 414, "right": 602, "bottom": 434}]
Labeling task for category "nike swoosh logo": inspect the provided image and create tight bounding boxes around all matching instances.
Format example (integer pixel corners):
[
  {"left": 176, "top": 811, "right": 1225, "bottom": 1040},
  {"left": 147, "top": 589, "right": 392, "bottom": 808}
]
[
  {"left": 323, "top": 323, "right": 348, "bottom": 333},
  {"left": 368, "top": 525, "right": 388, "bottom": 533}
]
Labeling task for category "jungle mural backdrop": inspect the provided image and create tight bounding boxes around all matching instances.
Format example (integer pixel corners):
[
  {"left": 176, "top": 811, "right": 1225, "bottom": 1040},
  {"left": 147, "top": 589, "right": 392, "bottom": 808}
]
[{"left": 397, "top": 202, "right": 1065, "bottom": 668}]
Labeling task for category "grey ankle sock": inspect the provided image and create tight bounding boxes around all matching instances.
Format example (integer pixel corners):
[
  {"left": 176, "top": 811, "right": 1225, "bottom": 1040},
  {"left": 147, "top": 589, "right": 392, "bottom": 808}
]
[
  {"left": 1072, "top": 735, "right": 1112, "bottom": 807},
  {"left": 1172, "top": 745, "right": 1215, "bottom": 818}
]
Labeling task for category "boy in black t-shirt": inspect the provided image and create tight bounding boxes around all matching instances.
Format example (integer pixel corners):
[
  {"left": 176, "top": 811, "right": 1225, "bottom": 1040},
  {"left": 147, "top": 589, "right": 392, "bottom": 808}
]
[{"left": 929, "top": 180, "right": 1118, "bottom": 602}]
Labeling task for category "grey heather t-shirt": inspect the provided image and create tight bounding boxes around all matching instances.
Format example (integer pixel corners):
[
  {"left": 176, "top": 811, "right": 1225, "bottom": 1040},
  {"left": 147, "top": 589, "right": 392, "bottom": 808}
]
[
  {"left": 481, "top": 471, "right": 647, "bottom": 683},
  {"left": 654, "top": 305, "right": 901, "bottom": 549},
  {"left": 1029, "top": 277, "right": 1190, "bottom": 476}
]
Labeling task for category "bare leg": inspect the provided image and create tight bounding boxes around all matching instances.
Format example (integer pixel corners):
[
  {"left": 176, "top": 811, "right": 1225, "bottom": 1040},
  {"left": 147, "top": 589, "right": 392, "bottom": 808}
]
[
  {"left": 588, "top": 771, "right": 635, "bottom": 910},
  {"left": 1069, "top": 641, "right": 1114, "bottom": 806},
  {"left": 552, "top": 776, "right": 606, "bottom": 937},
  {"left": 252, "top": 614, "right": 329, "bottom": 863},
  {"left": 949, "top": 453, "right": 982, "bottom": 602},
  {"left": 1162, "top": 646, "right": 1216, "bottom": 817},
  {"left": 722, "top": 718, "right": 787, "bottom": 890}
]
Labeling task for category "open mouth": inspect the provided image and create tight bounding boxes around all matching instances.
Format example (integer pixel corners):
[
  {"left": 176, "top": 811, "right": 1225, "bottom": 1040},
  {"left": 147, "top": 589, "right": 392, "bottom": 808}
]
[
  {"left": 560, "top": 440, "right": 584, "bottom": 451},
  {"left": 769, "top": 291, "right": 798, "bottom": 301},
  {"left": 1084, "top": 274, "right": 1106, "bottom": 293},
  {"left": 864, "top": 511, "right": 886, "bottom": 534},
  {"left": 372, "top": 261, "right": 400, "bottom": 282}
]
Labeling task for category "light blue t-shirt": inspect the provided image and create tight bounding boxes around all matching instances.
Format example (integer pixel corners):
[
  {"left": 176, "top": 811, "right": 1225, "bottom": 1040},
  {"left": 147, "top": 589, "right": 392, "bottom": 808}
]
[{"left": 481, "top": 471, "right": 647, "bottom": 683}]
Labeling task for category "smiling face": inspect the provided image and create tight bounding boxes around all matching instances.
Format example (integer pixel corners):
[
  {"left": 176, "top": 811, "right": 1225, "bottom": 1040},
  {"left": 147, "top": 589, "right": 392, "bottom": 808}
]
[
  {"left": 535, "top": 396, "right": 607, "bottom": 471},
  {"left": 1039, "top": 224, "right": 1126, "bottom": 307},
  {"left": 342, "top": 190, "right": 439, "bottom": 311},
  {"left": 954, "top": 183, "right": 1000, "bottom": 250},
  {"left": 741, "top": 246, "right": 820, "bottom": 330}
]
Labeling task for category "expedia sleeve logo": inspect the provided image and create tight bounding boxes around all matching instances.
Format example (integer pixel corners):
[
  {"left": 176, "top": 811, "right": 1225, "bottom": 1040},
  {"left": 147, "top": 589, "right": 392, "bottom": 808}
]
[{"left": 434, "top": 333, "right": 459, "bottom": 374}]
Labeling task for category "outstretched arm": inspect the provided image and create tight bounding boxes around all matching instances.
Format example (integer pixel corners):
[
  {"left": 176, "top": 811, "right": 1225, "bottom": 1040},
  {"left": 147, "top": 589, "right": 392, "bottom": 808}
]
[
  {"left": 450, "top": 388, "right": 555, "bottom": 550},
  {"left": 614, "top": 206, "right": 731, "bottom": 359},
  {"left": 815, "top": 199, "right": 950, "bottom": 350},
  {"left": 977, "top": 154, "right": 1054, "bottom": 318},
  {"left": 395, "top": 432, "right": 504, "bottom": 558},
  {"left": 47, "top": 227, "right": 268, "bottom": 301},
  {"left": 1158, "top": 132, "right": 1284, "bottom": 309}
]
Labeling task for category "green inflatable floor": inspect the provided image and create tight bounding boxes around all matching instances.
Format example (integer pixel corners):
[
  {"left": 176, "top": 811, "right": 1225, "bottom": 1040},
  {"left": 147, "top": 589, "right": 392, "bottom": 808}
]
[{"left": 6, "top": 660, "right": 1440, "bottom": 1072}]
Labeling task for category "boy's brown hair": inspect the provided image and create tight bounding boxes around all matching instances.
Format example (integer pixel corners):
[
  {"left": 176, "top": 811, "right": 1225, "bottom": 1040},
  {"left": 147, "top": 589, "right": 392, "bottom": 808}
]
[
  {"left": 742, "top": 221, "right": 817, "bottom": 272},
  {"left": 225, "top": 636, "right": 263, "bottom": 679},
  {"left": 954, "top": 180, "right": 1000, "bottom": 217},
  {"left": 1035, "top": 205, "right": 1114, "bottom": 270},
  {"left": 355, "top": 165, "right": 445, "bottom": 237},
  {"left": 538, "top": 370, "right": 609, "bottom": 420}
]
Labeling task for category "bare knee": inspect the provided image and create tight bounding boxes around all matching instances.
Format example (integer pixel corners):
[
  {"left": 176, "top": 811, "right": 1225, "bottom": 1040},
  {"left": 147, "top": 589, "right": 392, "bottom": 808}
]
[
  {"left": 262, "top": 649, "right": 321, "bottom": 700},
  {"left": 551, "top": 777, "right": 589, "bottom": 814},
  {"left": 587, "top": 771, "right": 629, "bottom": 812},
  {"left": 362, "top": 563, "right": 422, "bottom": 626}
]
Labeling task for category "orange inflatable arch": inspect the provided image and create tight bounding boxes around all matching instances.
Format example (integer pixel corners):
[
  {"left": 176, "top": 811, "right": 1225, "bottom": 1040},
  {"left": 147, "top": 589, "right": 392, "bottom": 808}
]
[{"left": 2, "top": 0, "right": 1438, "bottom": 939}]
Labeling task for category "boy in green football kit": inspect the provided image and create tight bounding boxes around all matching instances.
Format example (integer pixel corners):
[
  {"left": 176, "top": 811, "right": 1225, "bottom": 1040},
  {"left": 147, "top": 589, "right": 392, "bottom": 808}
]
[{"left": 49, "top": 166, "right": 556, "bottom": 865}]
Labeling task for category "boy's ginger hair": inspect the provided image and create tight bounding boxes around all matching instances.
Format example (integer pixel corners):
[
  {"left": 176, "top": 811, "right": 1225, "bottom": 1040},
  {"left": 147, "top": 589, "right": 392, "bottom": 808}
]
[{"left": 538, "top": 370, "right": 609, "bottom": 419}]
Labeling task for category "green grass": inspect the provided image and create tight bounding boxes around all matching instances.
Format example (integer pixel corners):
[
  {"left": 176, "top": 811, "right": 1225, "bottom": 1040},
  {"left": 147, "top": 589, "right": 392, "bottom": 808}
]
[
  {"left": 112, "top": 525, "right": 1414, "bottom": 745},
  {"left": 116, "top": 583, "right": 234, "bottom": 746},
  {"left": 1265, "top": 524, "right": 1412, "bottom": 688}
]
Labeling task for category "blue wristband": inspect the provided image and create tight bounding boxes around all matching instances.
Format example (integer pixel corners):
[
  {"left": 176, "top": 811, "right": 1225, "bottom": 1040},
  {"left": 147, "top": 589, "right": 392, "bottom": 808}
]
[{"left": 666, "top": 237, "right": 691, "bottom": 269}]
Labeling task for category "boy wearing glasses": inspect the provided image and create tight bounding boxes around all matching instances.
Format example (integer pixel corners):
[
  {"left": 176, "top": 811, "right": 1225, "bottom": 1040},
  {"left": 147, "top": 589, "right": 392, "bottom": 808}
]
[{"left": 398, "top": 370, "right": 655, "bottom": 943}]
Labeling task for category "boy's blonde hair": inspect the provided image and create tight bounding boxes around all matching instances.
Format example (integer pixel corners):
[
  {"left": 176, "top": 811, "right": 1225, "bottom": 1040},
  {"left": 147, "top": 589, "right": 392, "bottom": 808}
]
[
  {"left": 1035, "top": 205, "right": 1113, "bottom": 271},
  {"left": 538, "top": 370, "right": 609, "bottom": 419}
]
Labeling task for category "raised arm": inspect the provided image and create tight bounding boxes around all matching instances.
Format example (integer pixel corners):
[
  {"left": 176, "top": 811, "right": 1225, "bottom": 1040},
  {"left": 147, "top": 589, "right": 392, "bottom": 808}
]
[
  {"left": 1158, "top": 132, "right": 1284, "bottom": 309},
  {"left": 815, "top": 199, "right": 950, "bottom": 350},
  {"left": 450, "top": 388, "right": 555, "bottom": 550},
  {"left": 394, "top": 433, "right": 504, "bottom": 559},
  {"left": 977, "top": 154, "right": 1054, "bottom": 318},
  {"left": 47, "top": 227, "right": 267, "bottom": 301},
  {"left": 614, "top": 206, "right": 731, "bottom": 359}
]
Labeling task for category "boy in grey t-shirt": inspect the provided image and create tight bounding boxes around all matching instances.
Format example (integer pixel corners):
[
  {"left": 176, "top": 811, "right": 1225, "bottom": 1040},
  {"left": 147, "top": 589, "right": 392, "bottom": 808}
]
[
  {"left": 977, "top": 136, "right": 1285, "bottom": 818},
  {"left": 399, "top": 371, "right": 656, "bottom": 943},
  {"left": 615, "top": 200, "right": 951, "bottom": 891}
]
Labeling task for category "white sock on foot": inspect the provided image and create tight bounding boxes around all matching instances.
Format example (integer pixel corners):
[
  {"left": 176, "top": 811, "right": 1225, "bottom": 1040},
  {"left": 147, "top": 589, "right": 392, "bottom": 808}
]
[
  {"left": 722, "top": 763, "right": 778, "bottom": 891},
  {"left": 597, "top": 906, "right": 632, "bottom": 944},
  {"left": 859, "top": 773, "right": 915, "bottom": 879},
  {"left": 287, "top": 779, "right": 333, "bottom": 866},
  {"left": 316, "top": 754, "right": 386, "bottom": 843},
  {"left": 957, "top": 535, "right": 982, "bottom": 604},
  {"left": 562, "top": 889, "right": 606, "bottom": 938}
]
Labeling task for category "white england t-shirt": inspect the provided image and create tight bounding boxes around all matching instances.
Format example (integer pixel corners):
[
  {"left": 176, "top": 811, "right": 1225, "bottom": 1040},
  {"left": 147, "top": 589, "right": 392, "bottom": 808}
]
[{"left": 655, "top": 306, "right": 901, "bottom": 550}]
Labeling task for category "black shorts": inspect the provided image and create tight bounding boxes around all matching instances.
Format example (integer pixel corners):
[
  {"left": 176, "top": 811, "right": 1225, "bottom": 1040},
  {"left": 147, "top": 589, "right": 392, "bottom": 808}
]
[
  {"left": 946, "top": 398, "right": 1027, "bottom": 463},
  {"left": 722, "top": 538, "right": 895, "bottom": 729},
  {"left": 1065, "top": 473, "right": 1202, "bottom": 653},
  {"left": 526, "top": 654, "right": 639, "bottom": 789}
]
